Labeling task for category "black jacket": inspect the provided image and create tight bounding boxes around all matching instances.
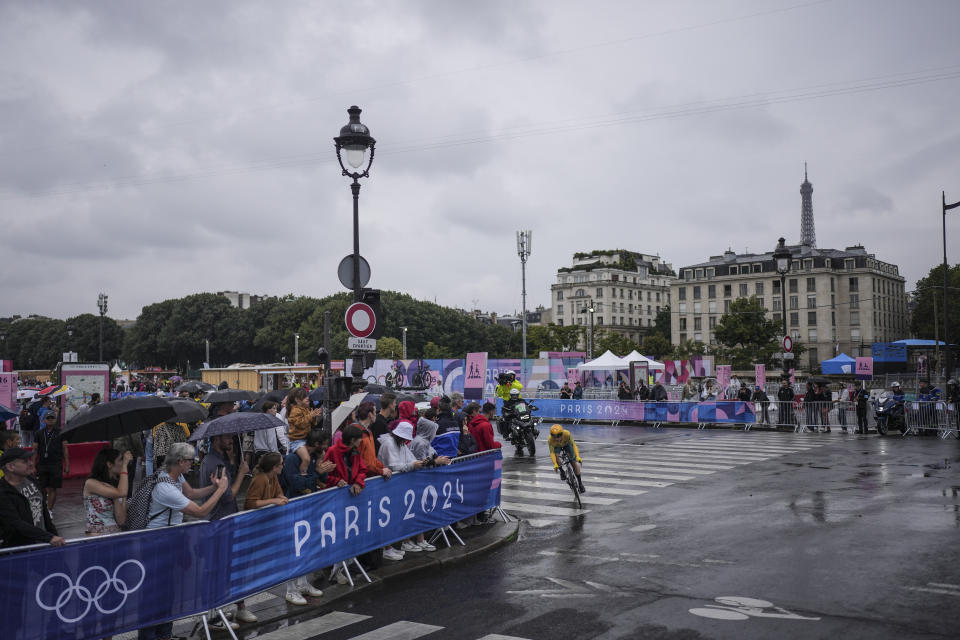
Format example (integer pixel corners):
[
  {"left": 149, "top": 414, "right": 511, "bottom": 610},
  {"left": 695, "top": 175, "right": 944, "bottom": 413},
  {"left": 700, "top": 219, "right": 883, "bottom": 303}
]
[
  {"left": 651, "top": 384, "right": 669, "bottom": 401},
  {"left": 777, "top": 386, "right": 795, "bottom": 402},
  {"left": 0, "top": 478, "right": 57, "bottom": 548},
  {"left": 752, "top": 388, "right": 769, "bottom": 402},
  {"left": 435, "top": 410, "right": 458, "bottom": 435}
]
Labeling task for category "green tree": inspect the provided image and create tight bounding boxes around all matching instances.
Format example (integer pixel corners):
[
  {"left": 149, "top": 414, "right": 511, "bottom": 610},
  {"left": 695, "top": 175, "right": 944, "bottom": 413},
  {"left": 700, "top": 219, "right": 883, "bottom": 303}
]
[
  {"left": 423, "top": 341, "right": 450, "bottom": 358},
  {"left": 649, "top": 305, "right": 671, "bottom": 342},
  {"left": 376, "top": 337, "right": 403, "bottom": 358},
  {"left": 63, "top": 313, "right": 125, "bottom": 363},
  {"left": 593, "top": 329, "right": 637, "bottom": 356},
  {"left": 910, "top": 264, "right": 960, "bottom": 340},
  {"left": 526, "top": 323, "right": 584, "bottom": 353},
  {"left": 671, "top": 338, "right": 706, "bottom": 360},
  {"left": 0, "top": 317, "right": 68, "bottom": 370},
  {"left": 642, "top": 334, "right": 673, "bottom": 360},
  {"left": 713, "top": 296, "right": 780, "bottom": 369}
]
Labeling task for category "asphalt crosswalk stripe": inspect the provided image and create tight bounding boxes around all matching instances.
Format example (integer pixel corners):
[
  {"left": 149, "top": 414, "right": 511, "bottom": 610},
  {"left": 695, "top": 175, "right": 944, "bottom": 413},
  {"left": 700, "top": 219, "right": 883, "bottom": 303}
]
[
  {"left": 588, "top": 455, "right": 735, "bottom": 470},
  {"left": 501, "top": 479, "right": 647, "bottom": 496},
  {"left": 347, "top": 620, "right": 445, "bottom": 640},
  {"left": 531, "top": 465, "right": 695, "bottom": 481},
  {"left": 589, "top": 451, "right": 766, "bottom": 464},
  {"left": 503, "top": 470, "right": 673, "bottom": 487},
  {"left": 256, "top": 611, "right": 371, "bottom": 639},
  {"left": 578, "top": 460, "right": 716, "bottom": 475},
  {"left": 501, "top": 501, "right": 589, "bottom": 516},
  {"left": 476, "top": 635, "right": 534, "bottom": 640},
  {"left": 666, "top": 441, "right": 813, "bottom": 452},
  {"left": 501, "top": 488, "right": 620, "bottom": 505},
  {"left": 643, "top": 446, "right": 771, "bottom": 458}
]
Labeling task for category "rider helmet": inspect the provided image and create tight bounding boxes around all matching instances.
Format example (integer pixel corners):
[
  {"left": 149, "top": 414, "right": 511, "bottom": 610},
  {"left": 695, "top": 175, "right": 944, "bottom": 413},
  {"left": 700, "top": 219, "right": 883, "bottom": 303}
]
[
  {"left": 949, "top": 379, "right": 958, "bottom": 386},
  {"left": 891, "top": 381, "right": 901, "bottom": 389},
  {"left": 549, "top": 424, "right": 564, "bottom": 437},
  {"left": 505, "top": 370, "right": 516, "bottom": 378},
  {"left": 509, "top": 388, "right": 520, "bottom": 398}
]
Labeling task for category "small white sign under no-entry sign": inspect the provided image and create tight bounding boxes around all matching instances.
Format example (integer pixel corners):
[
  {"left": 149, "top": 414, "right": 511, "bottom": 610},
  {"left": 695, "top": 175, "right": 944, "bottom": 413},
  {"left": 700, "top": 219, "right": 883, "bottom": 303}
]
[{"left": 348, "top": 337, "right": 377, "bottom": 351}]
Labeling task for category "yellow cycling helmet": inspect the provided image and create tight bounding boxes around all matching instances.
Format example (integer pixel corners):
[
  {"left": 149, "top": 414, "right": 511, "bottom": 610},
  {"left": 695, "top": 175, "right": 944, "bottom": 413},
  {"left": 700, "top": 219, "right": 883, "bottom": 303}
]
[{"left": 549, "top": 424, "right": 564, "bottom": 437}]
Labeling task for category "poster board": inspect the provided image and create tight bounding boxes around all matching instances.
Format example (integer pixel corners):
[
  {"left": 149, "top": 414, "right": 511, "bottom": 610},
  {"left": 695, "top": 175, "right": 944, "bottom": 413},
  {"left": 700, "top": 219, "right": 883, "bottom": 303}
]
[{"left": 60, "top": 364, "right": 110, "bottom": 427}]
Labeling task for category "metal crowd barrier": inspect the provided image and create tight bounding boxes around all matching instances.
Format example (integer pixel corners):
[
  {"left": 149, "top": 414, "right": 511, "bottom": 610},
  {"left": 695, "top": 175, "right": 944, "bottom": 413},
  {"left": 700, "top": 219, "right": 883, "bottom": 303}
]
[{"left": 903, "top": 401, "right": 957, "bottom": 439}]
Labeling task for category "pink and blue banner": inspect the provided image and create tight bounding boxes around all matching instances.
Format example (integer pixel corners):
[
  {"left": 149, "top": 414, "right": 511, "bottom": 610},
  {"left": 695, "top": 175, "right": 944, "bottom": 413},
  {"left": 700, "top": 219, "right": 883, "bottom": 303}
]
[
  {"left": 754, "top": 364, "right": 766, "bottom": 388},
  {"left": 496, "top": 398, "right": 756, "bottom": 424},
  {"left": 463, "top": 352, "right": 488, "bottom": 400}
]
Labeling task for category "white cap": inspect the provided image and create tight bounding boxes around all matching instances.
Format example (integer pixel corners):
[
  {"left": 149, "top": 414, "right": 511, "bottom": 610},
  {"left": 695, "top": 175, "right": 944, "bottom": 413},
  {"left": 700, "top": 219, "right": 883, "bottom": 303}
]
[{"left": 392, "top": 421, "right": 415, "bottom": 441}]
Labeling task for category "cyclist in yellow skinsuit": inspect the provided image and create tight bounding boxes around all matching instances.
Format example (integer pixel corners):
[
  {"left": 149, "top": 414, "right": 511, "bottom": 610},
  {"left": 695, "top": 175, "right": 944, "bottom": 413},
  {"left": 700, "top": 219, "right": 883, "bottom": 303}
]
[{"left": 548, "top": 424, "right": 585, "bottom": 493}]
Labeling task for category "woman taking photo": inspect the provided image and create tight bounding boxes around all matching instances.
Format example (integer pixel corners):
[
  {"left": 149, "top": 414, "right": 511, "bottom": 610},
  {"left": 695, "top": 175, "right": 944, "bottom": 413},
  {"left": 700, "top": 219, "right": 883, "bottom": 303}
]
[{"left": 83, "top": 448, "right": 133, "bottom": 535}]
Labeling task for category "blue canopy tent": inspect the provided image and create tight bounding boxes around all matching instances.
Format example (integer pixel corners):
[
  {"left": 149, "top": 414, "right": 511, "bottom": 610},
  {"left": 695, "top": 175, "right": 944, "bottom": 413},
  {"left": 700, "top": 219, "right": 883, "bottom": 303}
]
[{"left": 821, "top": 353, "right": 856, "bottom": 375}]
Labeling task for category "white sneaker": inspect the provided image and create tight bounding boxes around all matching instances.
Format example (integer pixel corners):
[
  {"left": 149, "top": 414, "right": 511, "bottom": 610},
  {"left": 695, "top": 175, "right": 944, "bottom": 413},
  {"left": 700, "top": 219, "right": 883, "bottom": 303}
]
[
  {"left": 301, "top": 584, "right": 324, "bottom": 597},
  {"left": 285, "top": 592, "right": 308, "bottom": 606},
  {"left": 383, "top": 547, "right": 404, "bottom": 561},
  {"left": 401, "top": 540, "right": 422, "bottom": 553},
  {"left": 417, "top": 541, "right": 437, "bottom": 552},
  {"left": 235, "top": 608, "right": 258, "bottom": 623}
]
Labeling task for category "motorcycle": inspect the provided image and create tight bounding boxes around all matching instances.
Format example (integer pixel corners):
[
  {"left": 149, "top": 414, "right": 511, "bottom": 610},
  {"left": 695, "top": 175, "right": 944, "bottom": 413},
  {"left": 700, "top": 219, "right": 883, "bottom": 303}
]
[
  {"left": 874, "top": 391, "right": 905, "bottom": 436},
  {"left": 501, "top": 400, "right": 541, "bottom": 456}
]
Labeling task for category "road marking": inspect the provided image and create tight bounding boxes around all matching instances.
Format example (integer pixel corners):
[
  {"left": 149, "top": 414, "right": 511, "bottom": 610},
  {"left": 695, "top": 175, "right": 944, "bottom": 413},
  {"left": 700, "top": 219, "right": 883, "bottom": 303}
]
[
  {"left": 609, "top": 451, "right": 771, "bottom": 463},
  {"left": 904, "top": 585, "right": 960, "bottom": 596},
  {"left": 539, "top": 549, "right": 707, "bottom": 568},
  {"left": 629, "top": 524, "right": 657, "bottom": 532},
  {"left": 689, "top": 596, "right": 821, "bottom": 621},
  {"left": 501, "top": 478, "right": 647, "bottom": 496},
  {"left": 502, "top": 470, "right": 672, "bottom": 487},
  {"left": 928, "top": 582, "right": 960, "bottom": 589},
  {"left": 643, "top": 447, "right": 771, "bottom": 460},
  {"left": 506, "top": 577, "right": 625, "bottom": 598},
  {"left": 524, "top": 518, "right": 558, "bottom": 528},
  {"left": 501, "top": 488, "right": 620, "bottom": 505},
  {"left": 476, "top": 635, "right": 534, "bottom": 640},
  {"left": 533, "top": 465, "right": 695, "bottom": 481},
  {"left": 579, "top": 460, "right": 717, "bottom": 475},
  {"left": 256, "top": 612, "right": 371, "bottom": 639},
  {"left": 592, "top": 456, "right": 736, "bottom": 470},
  {"left": 663, "top": 442, "right": 813, "bottom": 453},
  {"left": 501, "top": 501, "right": 589, "bottom": 516},
  {"left": 347, "top": 621, "right": 444, "bottom": 640}
]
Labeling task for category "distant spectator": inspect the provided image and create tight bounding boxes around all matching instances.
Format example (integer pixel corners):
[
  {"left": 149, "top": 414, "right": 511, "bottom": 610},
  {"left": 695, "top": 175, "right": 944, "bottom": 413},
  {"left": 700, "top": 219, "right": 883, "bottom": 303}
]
[
  {"left": 468, "top": 402, "right": 501, "bottom": 452},
  {"left": 572, "top": 381, "right": 583, "bottom": 399},
  {"left": 449, "top": 392, "right": 465, "bottom": 426},
  {"left": 286, "top": 388, "right": 322, "bottom": 476},
  {"left": 34, "top": 411, "right": 69, "bottom": 516},
  {"left": 617, "top": 381, "right": 632, "bottom": 400},
  {"left": 253, "top": 401, "right": 288, "bottom": 464},
  {"left": 651, "top": 380, "right": 669, "bottom": 402},
  {"left": 79, "top": 393, "right": 101, "bottom": 412},
  {"left": 435, "top": 397, "right": 458, "bottom": 435},
  {"left": 83, "top": 448, "right": 132, "bottom": 535},
  {"left": 0, "top": 448, "right": 64, "bottom": 548},
  {"left": 681, "top": 380, "right": 699, "bottom": 401},
  {"left": 244, "top": 452, "right": 287, "bottom": 509},
  {"left": 197, "top": 434, "right": 249, "bottom": 522},
  {"left": 324, "top": 425, "right": 366, "bottom": 494},
  {"left": 559, "top": 383, "right": 573, "bottom": 399},
  {"left": 372, "top": 392, "right": 398, "bottom": 453},
  {"left": 752, "top": 385, "right": 770, "bottom": 425}
]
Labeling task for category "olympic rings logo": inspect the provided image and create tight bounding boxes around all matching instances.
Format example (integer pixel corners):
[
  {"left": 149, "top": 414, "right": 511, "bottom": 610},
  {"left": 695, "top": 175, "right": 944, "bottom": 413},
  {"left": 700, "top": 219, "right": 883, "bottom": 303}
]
[{"left": 35, "top": 560, "right": 146, "bottom": 623}]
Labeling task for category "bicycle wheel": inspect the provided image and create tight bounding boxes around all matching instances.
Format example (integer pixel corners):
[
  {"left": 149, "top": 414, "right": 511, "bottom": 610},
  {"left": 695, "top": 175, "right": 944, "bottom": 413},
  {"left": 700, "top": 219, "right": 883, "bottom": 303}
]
[{"left": 566, "top": 461, "right": 582, "bottom": 509}]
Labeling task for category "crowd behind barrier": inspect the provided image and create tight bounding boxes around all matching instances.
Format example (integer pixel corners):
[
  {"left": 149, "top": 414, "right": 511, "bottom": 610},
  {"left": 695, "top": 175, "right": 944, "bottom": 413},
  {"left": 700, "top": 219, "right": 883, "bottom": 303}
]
[{"left": 0, "top": 450, "right": 502, "bottom": 640}]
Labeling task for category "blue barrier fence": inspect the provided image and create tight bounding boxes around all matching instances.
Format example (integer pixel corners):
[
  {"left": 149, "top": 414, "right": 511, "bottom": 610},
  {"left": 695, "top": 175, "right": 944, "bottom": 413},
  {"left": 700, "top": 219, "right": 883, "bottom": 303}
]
[
  {"left": 495, "top": 398, "right": 756, "bottom": 424},
  {"left": 0, "top": 451, "right": 502, "bottom": 640}
]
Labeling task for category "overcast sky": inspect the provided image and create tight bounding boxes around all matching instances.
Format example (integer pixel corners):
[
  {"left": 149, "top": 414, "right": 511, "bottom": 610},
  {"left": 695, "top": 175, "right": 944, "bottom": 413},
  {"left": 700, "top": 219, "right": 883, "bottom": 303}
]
[{"left": 2, "top": 0, "right": 959, "bottom": 322}]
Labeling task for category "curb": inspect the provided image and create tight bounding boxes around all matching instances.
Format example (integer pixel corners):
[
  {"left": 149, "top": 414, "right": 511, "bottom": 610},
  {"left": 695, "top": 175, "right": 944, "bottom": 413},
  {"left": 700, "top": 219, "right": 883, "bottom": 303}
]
[{"left": 200, "top": 519, "right": 520, "bottom": 639}]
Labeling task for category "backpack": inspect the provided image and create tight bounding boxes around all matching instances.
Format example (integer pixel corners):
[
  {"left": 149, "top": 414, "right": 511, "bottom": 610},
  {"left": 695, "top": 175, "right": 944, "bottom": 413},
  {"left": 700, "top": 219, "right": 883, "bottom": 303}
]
[
  {"left": 20, "top": 403, "right": 40, "bottom": 432},
  {"left": 123, "top": 472, "right": 178, "bottom": 531}
]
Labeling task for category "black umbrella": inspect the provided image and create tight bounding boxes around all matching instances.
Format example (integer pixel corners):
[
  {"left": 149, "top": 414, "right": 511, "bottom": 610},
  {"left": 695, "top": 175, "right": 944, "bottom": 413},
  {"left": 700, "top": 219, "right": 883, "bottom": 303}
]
[
  {"left": 202, "top": 389, "right": 258, "bottom": 404},
  {"left": 166, "top": 399, "right": 207, "bottom": 423},
  {"left": 175, "top": 381, "right": 216, "bottom": 393},
  {"left": 63, "top": 396, "right": 176, "bottom": 442},
  {"left": 807, "top": 376, "right": 831, "bottom": 386},
  {"left": 250, "top": 388, "right": 291, "bottom": 412},
  {"left": 188, "top": 411, "right": 285, "bottom": 442}
]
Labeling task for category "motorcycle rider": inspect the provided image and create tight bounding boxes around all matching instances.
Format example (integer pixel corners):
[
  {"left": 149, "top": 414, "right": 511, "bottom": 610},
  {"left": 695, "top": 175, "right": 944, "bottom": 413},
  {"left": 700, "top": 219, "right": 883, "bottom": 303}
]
[
  {"left": 500, "top": 388, "right": 539, "bottom": 444},
  {"left": 548, "top": 424, "right": 585, "bottom": 494},
  {"left": 495, "top": 370, "right": 523, "bottom": 401},
  {"left": 890, "top": 381, "right": 905, "bottom": 403}
]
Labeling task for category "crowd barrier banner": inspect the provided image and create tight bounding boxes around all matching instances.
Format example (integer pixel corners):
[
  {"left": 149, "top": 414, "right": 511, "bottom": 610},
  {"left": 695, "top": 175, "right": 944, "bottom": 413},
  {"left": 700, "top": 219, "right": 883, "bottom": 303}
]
[
  {"left": 0, "top": 451, "right": 502, "bottom": 640},
  {"left": 499, "top": 399, "right": 756, "bottom": 424}
]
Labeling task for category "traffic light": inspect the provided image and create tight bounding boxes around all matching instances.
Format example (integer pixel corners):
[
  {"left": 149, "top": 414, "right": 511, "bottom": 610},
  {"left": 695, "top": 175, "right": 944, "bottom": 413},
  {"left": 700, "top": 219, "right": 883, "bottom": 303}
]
[
  {"left": 330, "top": 376, "right": 353, "bottom": 404},
  {"left": 360, "top": 288, "right": 383, "bottom": 339}
]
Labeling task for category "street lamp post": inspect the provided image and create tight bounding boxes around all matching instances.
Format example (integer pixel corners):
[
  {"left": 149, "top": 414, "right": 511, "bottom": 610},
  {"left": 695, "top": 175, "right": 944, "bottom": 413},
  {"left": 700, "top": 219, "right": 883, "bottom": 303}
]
[
  {"left": 400, "top": 327, "right": 408, "bottom": 359},
  {"left": 943, "top": 191, "right": 960, "bottom": 378},
  {"left": 334, "top": 106, "right": 376, "bottom": 380},
  {"left": 773, "top": 237, "right": 792, "bottom": 378},
  {"left": 0, "top": 330, "right": 6, "bottom": 364},
  {"left": 66, "top": 325, "right": 74, "bottom": 363},
  {"left": 581, "top": 300, "right": 595, "bottom": 359},
  {"left": 517, "top": 230, "right": 532, "bottom": 361},
  {"left": 97, "top": 293, "right": 108, "bottom": 362},
  {"left": 294, "top": 333, "right": 300, "bottom": 364},
  {"left": 205, "top": 338, "right": 210, "bottom": 366}
]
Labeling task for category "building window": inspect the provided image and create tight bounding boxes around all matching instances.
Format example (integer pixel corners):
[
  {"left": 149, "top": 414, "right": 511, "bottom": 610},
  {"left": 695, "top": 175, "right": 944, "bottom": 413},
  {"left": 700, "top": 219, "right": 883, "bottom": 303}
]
[
  {"left": 791, "top": 260, "right": 800, "bottom": 272},
  {"left": 825, "top": 258, "right": 832, "bottom": 268},
  {"left": 739, "top": 283, "right": 748, "bottom": 297},
  {"left": 790, "top": 312, "right": 799, "bottom": 326},
  {"left": 808, "top": 311, "right": 817, "bottom": 325},
  {"left": 804, "top": 259, "right": 813, "bottom": 271},
  {"left": 807, "top": 295, "right": 816, "bottom": 309},
  {"left": 557, "top": 304, "right": 564, "bottom": 315},
  {"left": 809, "top": 328, "right": 818, "bottom": 341},
  {"left": 597, "top": 317, "right": 603, "bottom": 325},
  {"left": 647, "top": 305, "right": 652, "bottom": 314},
  {"left": 709, "top": 316, "right": 717, "bottom": 329},
  {"left": 708, "top": 284, "right": 716, "bottom": 298},
  {"left": 694, "top": 333, "right": 703, "bottom": 342},
  {"left": 694, "top": 317, "right": 702, "bottom": 330},
  {"left": 773, "top": 280, "right": 781, "bottom": 294},
  {"left": 755, "top": 282, "right": 764, "bottom": 296},
  {"left": 706, "top": 267, "right": 715, "bottom": 278},
  {"left": 851, "top": 328, "right": 860, "bottom": 341},
  {"left": 557, "top": 291, "right": 563, "bottom": 300},
  {"left": 806, "top": 277, "right": 816, "bottom": 292},
  {"left": 656, "top": 292, "right": 661, "bottom": 302},
  {"left": 724, "top": 284, "right": 732, "bottom": 297},
  {"left": 628, "top": 303, "right": 633, "bottom": 312},
  {"left": 679, "top": 302, "right": 687, "bottom": 313},
  {"left": 694, "top": 302, "right": 702, "bottom": 314},
  {"left": 557, "top": 318, "right": 563, "bottom": 326},
  {"left": 845, "top": 259, "right": 855, "bottom": 271},
  {"left": 791, "top": 329, "right": 800, "bottom": 340},
  {"left": 849, "top": 277, "right": 859, "bottom": 292},
  {"left": 850, "top": 294, "right": 859, "bottom": 309},
  {"left": 678, "top": 287, "right": 686, "bottom": 300},
  {"left": 724, "top": 300, "right": 730, "bottom": 312},
  {"left": 730, "top": 266, "right": 739, "bottom": 275},
  {"left": 789, "top": 279, "right": 798, "bottom": 293},
  {"left": 790, "top": 295, "right": 799, "bottom": 310},
  {"left": 753, "top": 263, "right": 762, "bottom": 273},
  {"left": 695, "top": 268, "right": 704, "bottom": 279},
  {"left": 596, "top": 287, "right": 603, "bottom": 298},
  {"left": 693, "top": 286, "right": 701, "bottom": 299},
  {"left": 850, "top": 311, "right": 860, "bottom": 325},
  {"left": 773, "top": 297, "right": 782, "bottom": 312},
  {"left": 808, "top": 348, "right": 819, "bottom": 371},
  {"left": 647, "top": 291, "right": 652, "bottom": 301},
  {"left": 575, "top": 288, "right": 585, "bottom": 297},
  {"left": 708, "top": 301, "right": 717, "bottom": 313}
]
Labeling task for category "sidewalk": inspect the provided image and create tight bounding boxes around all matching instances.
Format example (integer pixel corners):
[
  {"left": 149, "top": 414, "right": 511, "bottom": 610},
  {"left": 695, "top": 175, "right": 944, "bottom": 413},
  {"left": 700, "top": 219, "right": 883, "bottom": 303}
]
[{"left": 49, "top": 477, "right": 518, "bottom": 640}]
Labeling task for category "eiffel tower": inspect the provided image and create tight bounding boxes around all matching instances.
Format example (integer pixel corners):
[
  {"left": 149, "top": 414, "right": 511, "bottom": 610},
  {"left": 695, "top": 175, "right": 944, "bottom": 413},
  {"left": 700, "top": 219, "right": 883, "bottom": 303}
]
[{"left": 800, "top": 163, "right": 815, "bottom": 247}]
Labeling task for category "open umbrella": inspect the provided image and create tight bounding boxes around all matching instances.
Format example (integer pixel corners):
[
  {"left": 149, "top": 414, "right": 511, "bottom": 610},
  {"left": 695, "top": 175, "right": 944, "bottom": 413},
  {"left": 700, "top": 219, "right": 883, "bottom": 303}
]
[
  {"left": 166, "top": 399, "right": 207, "bottom": 424},
  {"left": 176, "top": 381, "right": 216, "bottom": 394},
  {"left": 188, "top": 411, "right": 285, "bottom": 442},
  {"left": 330, "top": 392, "right": 369, "bottom": 430},
  {"left": 250, "top": 388, "right": 291, "bottom": 412},
  {"left": 62, "top": 396, "right": 176, "bottom": 442},
  {"left": 170, "top": 375, "right": 183, "bottom": 383},
  {"left": 203, "top": 389, "right": 258, "bottom": 404},
  {"left": 37, "top": 385, "right": 75, "bottom": 398},
  {"left": 0, "top": 403, "right": 18, "bottom": 422}
]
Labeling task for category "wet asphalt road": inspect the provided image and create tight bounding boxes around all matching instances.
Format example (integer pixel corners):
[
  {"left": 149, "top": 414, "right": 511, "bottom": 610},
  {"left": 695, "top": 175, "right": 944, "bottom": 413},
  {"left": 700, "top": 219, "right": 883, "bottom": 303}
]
[{"left": 259, "top": 424, "right": 960, "bottom": 640}]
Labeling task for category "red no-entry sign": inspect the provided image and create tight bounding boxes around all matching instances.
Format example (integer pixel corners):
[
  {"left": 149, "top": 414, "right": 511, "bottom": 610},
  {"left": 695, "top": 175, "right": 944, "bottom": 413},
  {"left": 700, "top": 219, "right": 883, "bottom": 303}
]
[
  {"left": 345, "top": 302, "right": 376, "bottom": 338},
  {"left": 783, "top": 335, "right": 793, "bottom": 352}
]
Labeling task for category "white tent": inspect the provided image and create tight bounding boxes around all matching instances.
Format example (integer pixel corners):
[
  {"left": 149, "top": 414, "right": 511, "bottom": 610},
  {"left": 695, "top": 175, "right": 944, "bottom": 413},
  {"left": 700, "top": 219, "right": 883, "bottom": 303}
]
[
  {"left": 621, "top": 350, "right": 665, "bottom": 371},
  {"left": 576, "top": 350, "right": 628, "bottom": 370}
]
